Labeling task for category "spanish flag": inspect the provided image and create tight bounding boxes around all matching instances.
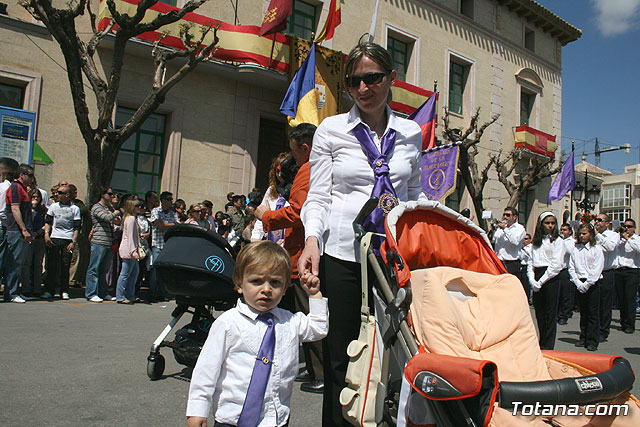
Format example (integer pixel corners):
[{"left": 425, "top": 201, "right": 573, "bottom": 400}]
[
  {"left": 315, "top": 0, "right": 341, "bottom": 42},
  {"left": 280, "top": 44, "right": 319, "bottom": 126}
]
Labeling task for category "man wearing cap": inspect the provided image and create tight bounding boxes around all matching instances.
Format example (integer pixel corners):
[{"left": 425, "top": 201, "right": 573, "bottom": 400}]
[
  {"left": 615, "top": 219, "right": 640, "bottom": 334},
  {"left": 594, "top": 213, "right": 620, "bottom": 341}
]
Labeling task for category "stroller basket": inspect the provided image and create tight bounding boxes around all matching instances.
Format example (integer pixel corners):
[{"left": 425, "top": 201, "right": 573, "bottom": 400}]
[{"left": 154, "top": 225, "right": 236, "bottom": 304}]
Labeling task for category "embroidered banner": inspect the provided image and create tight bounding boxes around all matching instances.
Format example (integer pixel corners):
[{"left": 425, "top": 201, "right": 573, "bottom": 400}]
[{"left": 421, "top": 145, "right": 459, "bottom": 202}]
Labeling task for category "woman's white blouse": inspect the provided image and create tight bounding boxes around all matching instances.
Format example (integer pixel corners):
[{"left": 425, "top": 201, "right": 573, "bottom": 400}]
[
  {"left": 527, "top": 235, "right": 564, "bottom": 286},
  {"left": 252, "top": 186, "right": 289, "bottom": 241},
  {"left": 569, "top": 243, "right": 604, "bottom": 290},
  {"left": 301, "top": 105, "right": 423, "bottom": 263}
]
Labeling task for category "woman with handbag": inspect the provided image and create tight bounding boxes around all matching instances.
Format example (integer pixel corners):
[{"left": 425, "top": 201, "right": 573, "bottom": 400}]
[
  {"left": 298, "top": 40, "right": 423, "bottom": 426},
  {"left": 116, "top": 199, "right": 141, "bottom": 304}
]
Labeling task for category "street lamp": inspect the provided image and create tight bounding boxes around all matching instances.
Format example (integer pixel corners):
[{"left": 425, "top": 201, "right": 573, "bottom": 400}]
[{"left": 573, "top": 170, "right": 601, "bottom": 212}]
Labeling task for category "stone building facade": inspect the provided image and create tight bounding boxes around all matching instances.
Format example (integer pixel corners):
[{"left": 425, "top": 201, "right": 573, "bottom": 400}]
[{"left": 0, "top": 0, "right": 580, "bottom": 228}]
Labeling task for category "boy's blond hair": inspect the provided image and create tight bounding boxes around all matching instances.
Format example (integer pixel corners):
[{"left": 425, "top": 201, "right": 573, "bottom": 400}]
[{"left": 233, "top": 241, "right": 292, "bottom": 290}]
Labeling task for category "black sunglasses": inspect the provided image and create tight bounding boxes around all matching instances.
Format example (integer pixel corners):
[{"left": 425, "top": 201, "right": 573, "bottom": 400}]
[
  {"left": 24, "top": 172, "right": 34, "bottom": 177},
  {"left": 105, "top": 192, "right": 114, "bottom": 196},
  {"left": 345, "top": 72, "right": 388, "bottom": 88},
  {"left": 56, "top": 191, "right": 68, "bottom": 195},
  {"left": 594, "top": 218, "right": 604, "bottom": 222},
  {"left": 623, "top": 224, "right": 635, "bottom": 228}
]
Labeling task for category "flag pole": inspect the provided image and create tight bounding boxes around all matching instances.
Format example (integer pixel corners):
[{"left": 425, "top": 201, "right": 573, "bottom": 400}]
[
  {"left": 433, "top": 80, "right": 438, "bottom": 145},
  {"left": 570, "top": 140, "right": 574, "bottom": 220},
  {"left": 267, "top": 34, "right": 276, "bottom": 70}
]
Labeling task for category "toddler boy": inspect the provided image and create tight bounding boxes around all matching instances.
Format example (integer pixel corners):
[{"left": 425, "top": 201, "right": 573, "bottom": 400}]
[{"left": 186, "top": 240, "right": 328, "bottom": 426}]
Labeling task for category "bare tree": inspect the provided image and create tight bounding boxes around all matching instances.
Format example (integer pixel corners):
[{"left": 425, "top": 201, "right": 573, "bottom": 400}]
[
  {"left": 442, "top": 107, "right": 499, "bottom": 231},
  {"left": 20, "top": 0, "right": 219, "bottom": 203},
  {"left": 491, "top": 149, "right": 562, "bottom": 209}
]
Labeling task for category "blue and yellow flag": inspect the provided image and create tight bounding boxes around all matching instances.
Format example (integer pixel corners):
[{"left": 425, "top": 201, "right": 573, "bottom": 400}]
[{"left": 280, "top": 44, "right": 319, "bottom": 127}]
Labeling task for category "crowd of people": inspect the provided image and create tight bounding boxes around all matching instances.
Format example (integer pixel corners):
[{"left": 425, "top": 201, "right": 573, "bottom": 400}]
[
  {"left": 0, "top": 156, "right": 270, "bottom": 305},
  {"left": 2, "top": 39, "right": 639, "bottom": 427},
  {"left": 492, "top": 207, "right": 640, "bottom": 352}
]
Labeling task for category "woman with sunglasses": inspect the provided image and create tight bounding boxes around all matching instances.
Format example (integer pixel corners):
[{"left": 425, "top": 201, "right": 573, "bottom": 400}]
[
  {"left": 185, "top": 203, "right": 209, "bottom": 230},
  {"left": 251, "top": 152, "right": 289, "bottom": 243},
  {"left": 298, "top": 40, "right": 423, "bottom": 425}
]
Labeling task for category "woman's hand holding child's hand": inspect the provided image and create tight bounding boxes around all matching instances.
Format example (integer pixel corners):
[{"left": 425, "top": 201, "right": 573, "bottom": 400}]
[{"left": 300, "top": 273, "right": 322, "bottom": 299}]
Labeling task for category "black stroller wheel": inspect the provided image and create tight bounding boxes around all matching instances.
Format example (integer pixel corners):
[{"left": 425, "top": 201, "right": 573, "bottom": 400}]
[{"left": 147, "top": 354, "right": 165, "bottom": 380}]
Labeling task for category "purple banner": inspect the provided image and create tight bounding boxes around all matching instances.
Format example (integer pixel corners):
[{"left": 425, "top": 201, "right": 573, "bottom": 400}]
[{"left": 421, "top": 145, "right": 460, "bottom": 202}]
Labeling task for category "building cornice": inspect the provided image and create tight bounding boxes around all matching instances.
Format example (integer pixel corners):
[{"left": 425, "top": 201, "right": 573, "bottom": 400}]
[{"left": 495, "top": 0, "right": 582, "bottom": 46}]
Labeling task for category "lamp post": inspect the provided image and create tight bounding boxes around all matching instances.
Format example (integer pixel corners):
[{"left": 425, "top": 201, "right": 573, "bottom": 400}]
[{"left": 572, "top": 170, "right": 601, "bottom": 213}]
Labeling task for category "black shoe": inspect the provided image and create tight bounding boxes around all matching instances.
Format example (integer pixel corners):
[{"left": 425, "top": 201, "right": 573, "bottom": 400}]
[
  {"left": 575, "top": 341, "right": 585, "bottom": 348},
  {"left": 300, "top": 380, "right": 324, "bottom": 394},
  {"left": 623, "top": 328, "right": 634, "bottom": 334},
  {"left": 558, "top": 318, "right": 568, "bottom": 325},
  {"left": 599, "top": 336, "right": 608, "bottom": 343},
  {"left": 586, "top": 345, "right": 597, "bottom": 352},
  {"left": 295, "top": 369, "right": 313, "bottom": 383}
]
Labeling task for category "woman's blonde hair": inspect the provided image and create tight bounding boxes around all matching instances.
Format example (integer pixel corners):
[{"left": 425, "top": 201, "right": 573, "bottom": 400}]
[
  {"left": 268, "top": 152, "right": 289, "bottom": 197},
  {"left": 232, "top": 241, "right": 292, "bottom": 290},
  {"left": 122, "top": 199, "right": 138, "bottom": 219}
]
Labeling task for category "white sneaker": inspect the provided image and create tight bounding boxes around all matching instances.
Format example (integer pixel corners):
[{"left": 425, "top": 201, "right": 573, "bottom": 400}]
[
  {"left": 104, "top": 295, "right": 116, "bottom": 301},
  {"left": 41, "top": 292, "right": 52, "bottom": 299},
  {"left": 11, "top": 296, "right": 26, "bottom": 303},
  {"left": 61, "top": 292, "right": 70, "bottom": 300},
  {"left": 88, "top": 296, "right": 103, "bottom": 303}
]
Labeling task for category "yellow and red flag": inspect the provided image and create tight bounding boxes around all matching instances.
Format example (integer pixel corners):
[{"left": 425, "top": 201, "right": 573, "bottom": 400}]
[
  {"left": 514, "top": 125, "right": 556, "bottom": 159},
  {"left": 315, "top": 0, "right": 341, "bottom": 42},
  {"left": 259, "top": 0, "right": 292, "bottom": 36}
]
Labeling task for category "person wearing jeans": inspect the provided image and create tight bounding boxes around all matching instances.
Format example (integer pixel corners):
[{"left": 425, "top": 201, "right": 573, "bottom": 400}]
[
  {"left": 4, "top": 164, "right": 34, "bottom": 303},
  {"left": 85, "top": 188, "right": 121, "bottom": 302},
  {"left": 115, "top": 200, "right": 141, "bottom": 304}
]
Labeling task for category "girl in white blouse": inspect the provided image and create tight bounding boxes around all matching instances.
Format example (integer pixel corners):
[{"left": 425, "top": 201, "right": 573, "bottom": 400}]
[
  {"left": 569, "top": 223, "right": 604, "bottom": 351},
  {"left": 527, "top": 211, "right": 564, "bottom": 349},
  {"left": 251, "top": 152, "right": 289, "bottom": 243}
]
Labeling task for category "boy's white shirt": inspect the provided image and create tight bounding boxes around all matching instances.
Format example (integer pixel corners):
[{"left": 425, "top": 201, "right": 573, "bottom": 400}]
[{"left": 187, "top": 297, "right": 328, "bottom": 425}]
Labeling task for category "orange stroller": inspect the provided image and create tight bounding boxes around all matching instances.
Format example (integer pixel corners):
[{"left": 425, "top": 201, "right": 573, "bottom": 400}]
[{"left": 342, "top": 199, "right": 639, "bottom": 426}]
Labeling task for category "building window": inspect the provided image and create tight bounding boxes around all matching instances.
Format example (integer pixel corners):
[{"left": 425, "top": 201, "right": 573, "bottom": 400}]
[
  {"left": 605, "top": 209, "right": 631, "bottom": 222},
  {"left": 387, "top": 36, "right": 409, "bottom": 81},
  {"left": 449, "top": 61, "right": 467, "bottom": 115},
  {"left": 0, "top": 82, "right": 25, "bottom": 109},
  {"left": 112, "top": 107, "right": 166, "bottom": 196},
  {"left": 524, "top": 27, "right": 535, "bottom": 52},
  {"left": 520, "top": 90, "right": 535, "bottom": 126},
  {"left": 460, "top": 0, "right": 474, "bottom": 19},
  {"left": 602, "top": 183, "right": 631, "bottom": 209},
  {"left": 518, "top": 190, "right": 530, "bottom": 225},
  {"left": 286, "top": 0, "right": 317, "bottom": 40}
]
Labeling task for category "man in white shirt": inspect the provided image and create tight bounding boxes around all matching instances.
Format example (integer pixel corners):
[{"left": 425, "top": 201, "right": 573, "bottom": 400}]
[
  {"left": 615, "top": 219, "right": 640, "bottom": 334},
  {"left": 0, "top": 157, "right": 19, "bottom": 285},
  {"left": 42, "top": 185, "right": 81, "bottom": 300},
  {"left": 492, "top": 206, "right": 526, "bottom": 285},
  {"left": 594, "top": 213, "right": 620, "bottom": 341}
]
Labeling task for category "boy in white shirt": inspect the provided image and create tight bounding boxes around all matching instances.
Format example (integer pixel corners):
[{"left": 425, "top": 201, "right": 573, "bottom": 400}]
[{"left": 186, "top": 241, "right": 328, "bottom": 427}]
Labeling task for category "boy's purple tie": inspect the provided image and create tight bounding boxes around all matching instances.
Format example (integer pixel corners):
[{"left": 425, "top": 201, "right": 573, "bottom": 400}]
[{"left": 237, "top": 312, "right": 275, "bottom": 427}]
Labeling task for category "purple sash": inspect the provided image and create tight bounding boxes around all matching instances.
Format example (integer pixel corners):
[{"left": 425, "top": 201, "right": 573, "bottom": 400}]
[
  {"left": 352, "top": 123, "right": 398, "bottom": 237},
  {"left": 266, "top": 194, "right": 286, "bottom": 242}
]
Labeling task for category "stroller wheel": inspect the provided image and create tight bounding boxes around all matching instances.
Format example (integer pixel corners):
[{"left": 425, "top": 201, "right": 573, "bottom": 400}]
[{"left": 147, "top": 354, "right": 165, "bottom": 380}]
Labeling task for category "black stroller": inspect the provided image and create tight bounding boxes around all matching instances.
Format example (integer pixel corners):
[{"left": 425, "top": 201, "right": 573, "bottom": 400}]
[{"left": 146, "top": 225, "right": 237, "bottom": 380}]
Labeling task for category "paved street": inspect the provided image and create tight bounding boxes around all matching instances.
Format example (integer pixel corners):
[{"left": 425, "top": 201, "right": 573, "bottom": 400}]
[{"left": 1, "top": 293, "right": 638, "bottom": 426}]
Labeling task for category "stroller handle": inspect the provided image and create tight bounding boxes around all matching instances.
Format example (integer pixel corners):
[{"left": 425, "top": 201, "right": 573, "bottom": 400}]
[
  {"left": 353, "top": 197, "right": 379, "bottom": 242},
  {"left": 498, "top": 357, "right": 635, "bottom": 409}
]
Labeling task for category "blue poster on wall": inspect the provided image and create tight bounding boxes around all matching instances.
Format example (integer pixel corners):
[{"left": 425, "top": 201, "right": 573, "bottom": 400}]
[{"left": 0, "top": 106, "right": 36, "bottom": 165}]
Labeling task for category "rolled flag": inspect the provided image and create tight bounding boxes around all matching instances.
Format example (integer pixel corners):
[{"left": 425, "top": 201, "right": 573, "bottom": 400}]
[
  {"left": 280, "top": 44, "right": 320, "bottom": 127},
  {"left": 548, "top": 151, "right": 575, "bottom": 203},
  {"left": 259, "top": 0, "right": 293, "bottom": 36},
  {"left": 408, "top": 92, "right": 437, "bottom": 150},
  {"left": 315, "top": 0, "right": 341, "bottom": 42}
]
